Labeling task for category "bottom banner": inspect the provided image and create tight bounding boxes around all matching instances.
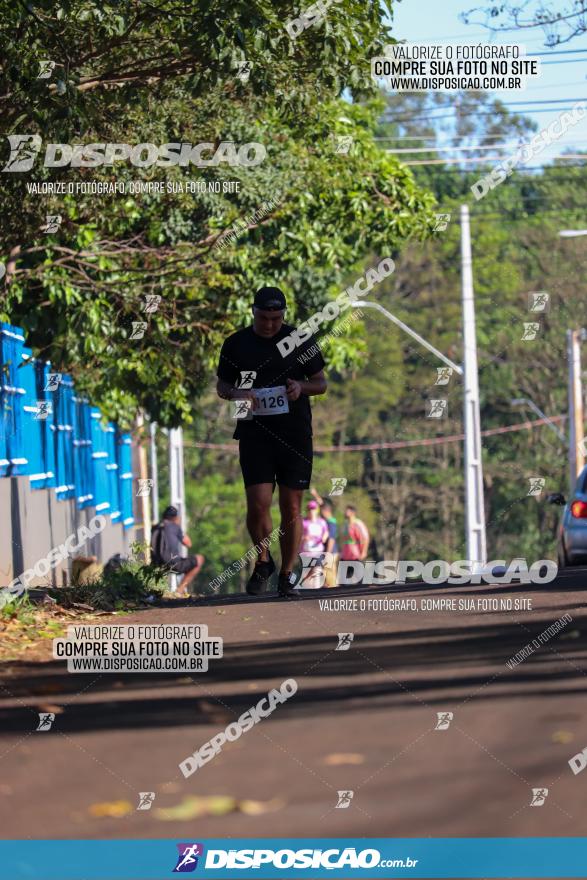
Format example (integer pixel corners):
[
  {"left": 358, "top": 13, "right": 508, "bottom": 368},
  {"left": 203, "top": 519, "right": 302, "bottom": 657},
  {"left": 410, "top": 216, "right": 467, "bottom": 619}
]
[{"left": 1, "top": 838, "right": 587, "bottom": 878}]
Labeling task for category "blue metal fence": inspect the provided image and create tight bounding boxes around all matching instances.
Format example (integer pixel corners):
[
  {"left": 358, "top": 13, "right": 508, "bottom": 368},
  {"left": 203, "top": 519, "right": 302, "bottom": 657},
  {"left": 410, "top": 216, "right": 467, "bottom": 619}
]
[{"left": 0, "top": 322, "right": 134, "bottom": 528}]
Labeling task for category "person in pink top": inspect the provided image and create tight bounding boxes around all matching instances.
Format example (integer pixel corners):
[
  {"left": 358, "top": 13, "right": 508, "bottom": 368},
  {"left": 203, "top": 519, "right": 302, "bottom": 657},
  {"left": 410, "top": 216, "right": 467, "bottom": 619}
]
[{"left": 299, "top": 500, "right": 329, "bottom": 588}]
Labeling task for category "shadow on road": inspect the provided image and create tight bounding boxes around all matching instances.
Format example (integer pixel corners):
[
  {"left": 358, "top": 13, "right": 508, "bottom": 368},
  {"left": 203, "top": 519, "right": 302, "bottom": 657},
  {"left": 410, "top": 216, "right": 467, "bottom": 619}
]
[{"left": 1, "top": 579, "right": 586, "bottom": 736}]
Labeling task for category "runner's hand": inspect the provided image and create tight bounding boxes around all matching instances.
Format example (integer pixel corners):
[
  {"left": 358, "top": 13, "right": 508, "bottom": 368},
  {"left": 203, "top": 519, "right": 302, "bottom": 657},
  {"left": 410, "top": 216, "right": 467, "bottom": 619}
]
[{"left": 286, "top": 378, "right": 302, "bottom": 401}]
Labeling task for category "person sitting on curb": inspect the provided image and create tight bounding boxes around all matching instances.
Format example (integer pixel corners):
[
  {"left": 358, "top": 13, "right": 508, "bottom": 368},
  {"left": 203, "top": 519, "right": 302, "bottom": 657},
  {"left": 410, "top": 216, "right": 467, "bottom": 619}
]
[{"left": 150, "top": 506, "right": 205, "bottom": 598}]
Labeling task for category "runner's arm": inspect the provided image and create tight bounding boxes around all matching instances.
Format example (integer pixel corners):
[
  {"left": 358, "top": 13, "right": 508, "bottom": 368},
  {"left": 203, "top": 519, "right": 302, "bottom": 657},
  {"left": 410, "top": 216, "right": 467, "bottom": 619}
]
[{"left": 286, "top": 370, "right": 327, "bottom": 401}]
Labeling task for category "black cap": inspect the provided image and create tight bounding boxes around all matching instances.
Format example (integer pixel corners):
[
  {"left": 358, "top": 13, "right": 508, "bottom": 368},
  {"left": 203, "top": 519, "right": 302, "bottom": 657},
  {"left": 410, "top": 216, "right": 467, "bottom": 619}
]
[
  {"left": 162, "top": 505, "right": 178, "bottom": 519},
  {"left": 253, "top": 286, "right": 286, "bottom": 311}
]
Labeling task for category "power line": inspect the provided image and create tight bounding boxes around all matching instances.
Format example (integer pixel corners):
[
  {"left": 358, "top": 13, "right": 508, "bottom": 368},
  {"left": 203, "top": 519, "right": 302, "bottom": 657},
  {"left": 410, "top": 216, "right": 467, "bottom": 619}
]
[
  {"left": 403, "top": 153, "right": 587, "bottom": 166},
  {"left": 190, "top": 415, "right": 566, "bottom": 453}
]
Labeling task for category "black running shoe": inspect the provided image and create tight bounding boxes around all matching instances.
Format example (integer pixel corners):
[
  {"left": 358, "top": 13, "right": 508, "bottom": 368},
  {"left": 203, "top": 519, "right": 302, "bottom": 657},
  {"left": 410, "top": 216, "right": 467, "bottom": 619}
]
[
  {"left": 278, "top": 571, "right": 300, "bottom": 599},
  {"left": 246, "top": 553, "right": 276, "bottom": 596}
]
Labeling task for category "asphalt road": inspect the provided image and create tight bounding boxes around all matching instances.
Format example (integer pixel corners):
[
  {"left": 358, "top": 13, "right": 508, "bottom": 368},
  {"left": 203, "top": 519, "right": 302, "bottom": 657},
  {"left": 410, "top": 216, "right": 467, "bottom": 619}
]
[{"left": 1, "top": 568, "right": 587, "bottom": 844}]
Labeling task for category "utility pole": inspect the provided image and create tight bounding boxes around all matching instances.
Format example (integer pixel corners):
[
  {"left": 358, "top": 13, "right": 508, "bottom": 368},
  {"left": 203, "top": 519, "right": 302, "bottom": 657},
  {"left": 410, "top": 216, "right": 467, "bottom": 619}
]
[
  {"left": 567, "top": 329, "right": 585, "bottom": 494},
  {"left": 149, "top": 421, "right": 159, "bottom": 523},
  {"left": 168, "top": 427, "right": 187, "bottom": 534},
  {"left": 460, "top": 204, "right": 487, "bottom": 567},
  {"left": 135, "top": 412, "right": 152, "bottom": 552}
]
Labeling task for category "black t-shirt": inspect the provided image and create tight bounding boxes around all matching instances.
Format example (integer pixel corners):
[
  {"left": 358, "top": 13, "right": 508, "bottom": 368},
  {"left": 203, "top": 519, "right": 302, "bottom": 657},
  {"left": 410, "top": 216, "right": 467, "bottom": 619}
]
[{"left": 217, "top": 324, "right": 325, "bottom": 440}]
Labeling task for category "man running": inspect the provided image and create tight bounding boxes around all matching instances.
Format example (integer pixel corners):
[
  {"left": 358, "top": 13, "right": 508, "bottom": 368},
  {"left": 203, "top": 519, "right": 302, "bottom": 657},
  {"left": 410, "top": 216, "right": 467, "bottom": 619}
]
[{"left": 216, "top": 286, "right": 327, "bottom": 597}]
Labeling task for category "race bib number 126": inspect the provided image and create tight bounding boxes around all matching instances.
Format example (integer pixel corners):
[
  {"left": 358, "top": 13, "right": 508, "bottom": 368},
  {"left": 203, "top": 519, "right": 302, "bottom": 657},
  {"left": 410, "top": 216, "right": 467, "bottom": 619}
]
[{"left": 253, "top": 385, "right": 289, "bottom": 415}]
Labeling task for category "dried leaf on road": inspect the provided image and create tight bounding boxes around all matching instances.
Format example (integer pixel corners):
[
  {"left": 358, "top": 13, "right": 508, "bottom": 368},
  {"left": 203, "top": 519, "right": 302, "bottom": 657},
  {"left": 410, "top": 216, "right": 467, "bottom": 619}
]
[
  {"left": 323, "top": 753, "right": 365, "bottom": 765},
  {"left": 551, "top": 730, "right": 574, "bottom": 744},
  {"left": 89, "top": 799, "right": 133, "bottom": 818}
]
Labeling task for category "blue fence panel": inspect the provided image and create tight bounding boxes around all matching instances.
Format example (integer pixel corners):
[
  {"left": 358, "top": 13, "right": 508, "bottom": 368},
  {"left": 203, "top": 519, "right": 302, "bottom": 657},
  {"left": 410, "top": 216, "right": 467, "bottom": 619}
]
[
  {"left": 73, "top": 395, "right": 95, "bottom": 509},
  {"left": 0, "top": 324, "right": 26, "bottom": 477},
  {"left": 90, "top": 409, "right": 112, "bottom": 516},
  {"left": 117, "top": 431, "right": 135, "bottom": 529},
  {"left": 53, "top": 374, "right": 75, "bottom": 501},
  {"left": 2, "top": 322, "right": 136, "bottom": 521},
  {"left": 104, "top": 421, "right": 121, "bottom": 524}
]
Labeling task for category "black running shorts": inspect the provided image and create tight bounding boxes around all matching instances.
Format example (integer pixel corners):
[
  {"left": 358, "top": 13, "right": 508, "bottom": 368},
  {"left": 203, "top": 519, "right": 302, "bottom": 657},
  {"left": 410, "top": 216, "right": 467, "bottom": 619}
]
[
  {"left": 169, "top": 555, "right": 198, "bottom": 574},
  {"left": 239, "top": 432, "right": 313, "bottom": 489}
]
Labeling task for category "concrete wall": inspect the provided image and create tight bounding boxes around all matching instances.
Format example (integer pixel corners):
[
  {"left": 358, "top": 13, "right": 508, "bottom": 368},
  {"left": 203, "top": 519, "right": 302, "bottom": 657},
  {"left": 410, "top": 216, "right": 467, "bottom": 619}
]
[{"left": 0, "top": 476, "right": 135, "bottom": 588}]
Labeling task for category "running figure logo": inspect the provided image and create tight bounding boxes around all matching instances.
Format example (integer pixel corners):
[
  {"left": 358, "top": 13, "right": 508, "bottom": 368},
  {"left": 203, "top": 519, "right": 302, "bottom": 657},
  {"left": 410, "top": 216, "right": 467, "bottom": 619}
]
[
  {"left": 173, "top": 843, "right": 204, "bottom": 872},
  {"left": 530, "top": 787, "right": 548, "bottom": 806},
  {"left": 336, "top": 633, "right": 354, "bottom": 651},
  {"left": 44, "top": 373, "right": 62, "bottom": 391},
  {"left": 529, "top": 292, "right": 549, "bottom": 312},
  {"left": 136, "top": 792, "right": 156, "bottom": 810},
  {"left": 130, "top": 322, "right": 147, "bottom": 340},
  {"left": 521, "top": 322, "right": 540, "bottom": 341},
  {"left": 37, "top": 60, "right": 56, "bottom": 79},
  {"left": 329, "top": 477, "right": 347, "bottom": 496},
  {"left": 236, "top": 371, "right": 256, "bottom": 389},
  {"left": 435, "top": 711, "right": 453, "bottom": 730},
  {"left": 41, "top": 214, "right": 62, "bottom": 233},
  {"left": 136, "top": 479, "right": 153, "bottom": 497},
  {"left": 435, "top": 367, "right": 453, "bottom": 385},
  {"left": 36, "top": 712, "right": 55, "bottom": 731},
  {"left": 233, "top": 399, "right": 253, "bottom": 420},
  {"left": 34, "top": 401, "right": 52, "bottom": 420},
  {"left": 335, "top": 790, "right": 354, "bottom": 808},
  {"left": 527, "top": 477, "right": 545, "bottom": 496},
  {"left": 143, "top": 295, "right": 161, "bottom": 314},
  {"left": 433, "top": 213, "right": 451, "bottom": 232},
  {"left": 427, "top": 399, "right": 447, "bottom": 419},
  {"left": 2, "top": 134, "right": 42, "bottom": 172}
]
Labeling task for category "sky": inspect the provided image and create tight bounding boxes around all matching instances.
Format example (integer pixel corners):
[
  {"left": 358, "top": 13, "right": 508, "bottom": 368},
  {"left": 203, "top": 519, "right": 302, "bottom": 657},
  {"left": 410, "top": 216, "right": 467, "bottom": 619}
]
[{"left": 389, "top": 0, "right": 587, "bottom": 168}]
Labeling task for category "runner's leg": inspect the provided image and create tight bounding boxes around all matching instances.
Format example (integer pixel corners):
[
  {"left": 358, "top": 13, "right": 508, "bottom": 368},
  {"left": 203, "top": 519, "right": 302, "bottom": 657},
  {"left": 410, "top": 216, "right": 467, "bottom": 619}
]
[
  {"left": 278, "top": 485, "right": 303, "bottom": 573},
  {"left": 246, "top": 483, "right": 274, "bottom": 560}
]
